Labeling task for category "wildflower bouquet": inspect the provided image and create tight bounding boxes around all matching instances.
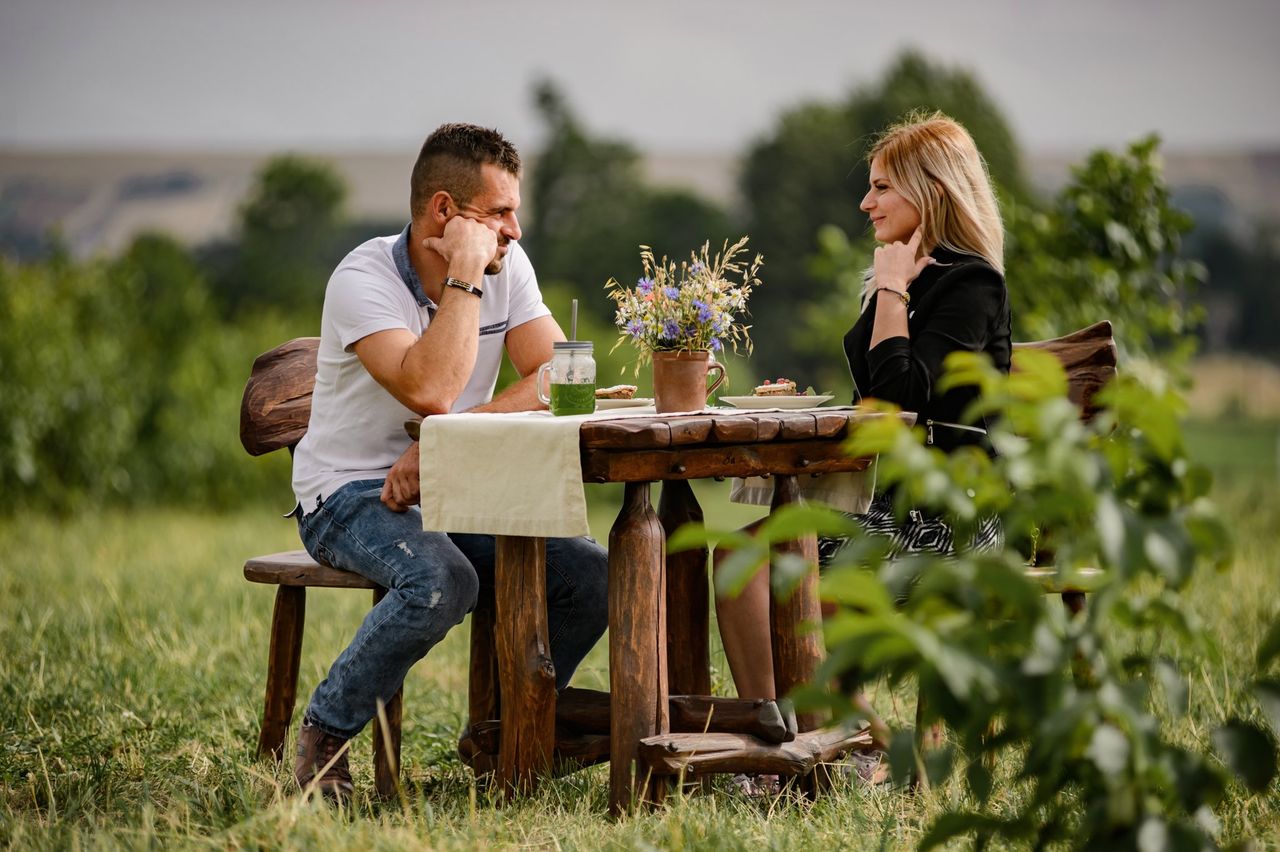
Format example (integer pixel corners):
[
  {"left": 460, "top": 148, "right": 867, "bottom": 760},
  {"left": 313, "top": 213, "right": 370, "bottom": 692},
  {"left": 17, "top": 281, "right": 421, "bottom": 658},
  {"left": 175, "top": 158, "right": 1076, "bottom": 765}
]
[{"left": 605, "top": 237, "right": 763, "bottom": 370}]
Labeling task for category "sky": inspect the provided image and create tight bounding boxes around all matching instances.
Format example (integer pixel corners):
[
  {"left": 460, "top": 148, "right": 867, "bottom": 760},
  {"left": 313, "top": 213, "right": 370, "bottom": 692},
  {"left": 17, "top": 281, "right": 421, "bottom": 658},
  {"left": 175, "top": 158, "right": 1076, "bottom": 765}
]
[{"left": 2, "top": 0, "right": 1278, "bottom": 156}]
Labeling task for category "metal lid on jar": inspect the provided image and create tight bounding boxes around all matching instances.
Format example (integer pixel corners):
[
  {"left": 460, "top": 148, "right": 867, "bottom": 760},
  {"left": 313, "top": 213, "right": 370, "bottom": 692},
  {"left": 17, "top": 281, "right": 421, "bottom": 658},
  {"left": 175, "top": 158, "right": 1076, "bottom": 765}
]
[{"left": 552, "top": 341, "right": 593, "bottom": 350}]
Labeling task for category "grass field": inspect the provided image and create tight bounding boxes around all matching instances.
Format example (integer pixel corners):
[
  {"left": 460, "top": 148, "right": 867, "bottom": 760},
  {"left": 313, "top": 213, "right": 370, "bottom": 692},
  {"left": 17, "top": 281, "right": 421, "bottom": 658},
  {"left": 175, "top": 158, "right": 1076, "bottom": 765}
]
[{"left": 2, "top": 432, "right": 1278, "bottom": 849}]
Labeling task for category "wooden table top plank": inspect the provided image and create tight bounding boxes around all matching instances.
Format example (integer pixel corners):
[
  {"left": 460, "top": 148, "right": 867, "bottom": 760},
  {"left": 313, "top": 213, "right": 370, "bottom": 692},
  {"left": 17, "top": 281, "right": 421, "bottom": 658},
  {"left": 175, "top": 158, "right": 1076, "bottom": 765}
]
[
  {"left": 579, "top": 409, "right": 880, "bottom": 450},
  {"left": 778, "top": 413, "right": 819, "bottom": 441},
  {"left": 711, "top": 417, "right": 760, "bottom": 443},
  {"left": 667, "top": 417, "right": 716, "bottom": 446},
  {"left": 579, "top": 418, "right": 673, "bottom": 449},
  {"left": 753, "top": 415, "right": 783, "bottom": 442},
  {"left": 581, "top": 442, "right": 874, "bottom": 484},
  {"left": 813, "top": 411, "right": 852, "bottom": 439}
]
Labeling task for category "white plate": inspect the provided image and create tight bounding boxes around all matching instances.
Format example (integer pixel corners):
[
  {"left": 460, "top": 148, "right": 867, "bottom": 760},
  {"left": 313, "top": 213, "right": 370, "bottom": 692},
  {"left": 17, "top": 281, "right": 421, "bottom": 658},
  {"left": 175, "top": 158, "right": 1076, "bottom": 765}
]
[
  {"left": 719, "top": 394, "right": 835, "bottom": 409},
  {"left": 594, "top": 397, "right": 655, "bottom": 410}
]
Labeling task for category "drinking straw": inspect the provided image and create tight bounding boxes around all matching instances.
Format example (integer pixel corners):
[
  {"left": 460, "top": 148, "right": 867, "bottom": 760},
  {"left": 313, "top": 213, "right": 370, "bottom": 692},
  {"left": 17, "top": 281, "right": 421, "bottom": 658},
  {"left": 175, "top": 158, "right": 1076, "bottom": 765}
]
[{"left": 571, "top": 299, "right": 578, "bottom": 341}]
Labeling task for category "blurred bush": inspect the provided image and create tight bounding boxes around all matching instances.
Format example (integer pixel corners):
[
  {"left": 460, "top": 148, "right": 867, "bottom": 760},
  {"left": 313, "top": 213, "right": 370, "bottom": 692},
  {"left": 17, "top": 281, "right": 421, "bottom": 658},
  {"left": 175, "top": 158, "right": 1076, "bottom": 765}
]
[{"left": 0, "top": 236, "right": 298, "bottom": 515}]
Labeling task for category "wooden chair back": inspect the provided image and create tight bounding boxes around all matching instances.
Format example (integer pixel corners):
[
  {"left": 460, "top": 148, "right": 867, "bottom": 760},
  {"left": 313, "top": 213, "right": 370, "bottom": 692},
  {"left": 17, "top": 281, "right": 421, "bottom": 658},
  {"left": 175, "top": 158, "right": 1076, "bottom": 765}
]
[
  {"left": 240, "top": 337, "right": 320, "bottom": 456},
  {"left": 1013, "top": 320, "right": 1117, "bottom": 421}
]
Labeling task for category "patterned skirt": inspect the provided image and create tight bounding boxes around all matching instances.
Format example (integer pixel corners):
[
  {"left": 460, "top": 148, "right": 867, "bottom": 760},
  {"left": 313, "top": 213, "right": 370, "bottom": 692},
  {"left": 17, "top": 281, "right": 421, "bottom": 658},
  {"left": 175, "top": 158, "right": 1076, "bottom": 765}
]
[{"left": 817, "top": 493, "right": 1003, "bottom": 568}]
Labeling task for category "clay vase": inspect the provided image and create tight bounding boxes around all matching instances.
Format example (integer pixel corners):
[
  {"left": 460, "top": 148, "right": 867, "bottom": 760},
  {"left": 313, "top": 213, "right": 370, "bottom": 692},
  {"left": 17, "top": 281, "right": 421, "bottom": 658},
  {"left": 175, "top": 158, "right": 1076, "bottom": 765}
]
[{"left": 651, "top": 350, "right": 727, "bottom": 413}]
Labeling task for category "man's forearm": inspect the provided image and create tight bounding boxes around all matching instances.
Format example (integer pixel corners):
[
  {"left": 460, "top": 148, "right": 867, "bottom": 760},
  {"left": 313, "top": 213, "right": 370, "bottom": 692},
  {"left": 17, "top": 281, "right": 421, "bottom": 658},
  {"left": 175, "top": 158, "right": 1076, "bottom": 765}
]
[
  {"left": 469, "top": 371, "right": 546, "bottom": 413},
  {"left": 399, "top": 273, "right": 485, "bottom": 413}
]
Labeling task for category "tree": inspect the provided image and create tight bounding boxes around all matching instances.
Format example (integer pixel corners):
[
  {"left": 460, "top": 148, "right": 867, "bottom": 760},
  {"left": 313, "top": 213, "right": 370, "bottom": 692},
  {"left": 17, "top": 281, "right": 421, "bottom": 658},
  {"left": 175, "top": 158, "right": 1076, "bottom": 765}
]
[
  {"left": 1003, "top": 136, "right": 1203, "bottom": 358},
  {"left": 524, "top": 80, "right": 732, "bottom": 326},
  {"left": 209, "top": 154, "right": 348, "bottom": 316},
  {"left": 740, "top": 50, "right": 1029, "bottom": 381}
]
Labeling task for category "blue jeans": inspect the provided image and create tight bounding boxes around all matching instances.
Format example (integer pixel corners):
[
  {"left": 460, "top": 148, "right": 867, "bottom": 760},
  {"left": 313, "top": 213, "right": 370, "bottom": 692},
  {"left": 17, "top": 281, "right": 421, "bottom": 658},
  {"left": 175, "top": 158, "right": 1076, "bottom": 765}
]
[{"left": 296, "top": 479, "right": 610, "bottom": 739}]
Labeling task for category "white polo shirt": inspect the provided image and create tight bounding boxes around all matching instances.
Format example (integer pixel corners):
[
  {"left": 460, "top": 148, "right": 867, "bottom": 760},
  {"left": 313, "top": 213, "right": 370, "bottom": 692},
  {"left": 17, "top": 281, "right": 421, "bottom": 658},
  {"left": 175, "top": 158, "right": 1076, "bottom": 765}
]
[{"left": 291, "top": 226, "right": 551, "bottom": 510}]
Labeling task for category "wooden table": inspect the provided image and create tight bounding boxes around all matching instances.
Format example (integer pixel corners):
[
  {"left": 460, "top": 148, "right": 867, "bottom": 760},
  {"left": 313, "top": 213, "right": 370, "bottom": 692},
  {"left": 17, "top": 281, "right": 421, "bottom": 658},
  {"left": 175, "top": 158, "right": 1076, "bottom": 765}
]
[{"left": 469, "top": 407, "right": 892, "bottom": 812}]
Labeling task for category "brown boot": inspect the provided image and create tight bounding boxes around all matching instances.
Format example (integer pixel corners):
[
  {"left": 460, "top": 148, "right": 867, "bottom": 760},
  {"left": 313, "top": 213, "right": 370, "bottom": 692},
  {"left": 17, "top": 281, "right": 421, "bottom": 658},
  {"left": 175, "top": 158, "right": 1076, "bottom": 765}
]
[{"left": 295, "top": 720, "right": 354, "bottom": 802}]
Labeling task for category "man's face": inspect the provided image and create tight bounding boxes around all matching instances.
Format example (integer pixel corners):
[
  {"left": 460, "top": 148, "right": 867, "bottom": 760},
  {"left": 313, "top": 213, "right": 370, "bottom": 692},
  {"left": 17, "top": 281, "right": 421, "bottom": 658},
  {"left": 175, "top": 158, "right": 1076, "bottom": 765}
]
[{"left": 454, "top": 163, "right": 522, "bottom": 275}]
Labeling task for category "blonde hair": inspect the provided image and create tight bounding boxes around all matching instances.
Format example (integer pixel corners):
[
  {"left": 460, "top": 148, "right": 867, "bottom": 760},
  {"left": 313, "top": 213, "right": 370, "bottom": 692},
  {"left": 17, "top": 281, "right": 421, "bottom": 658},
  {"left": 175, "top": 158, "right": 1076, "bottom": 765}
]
[{"left": 868, "top": 111, "right": 1004, "bottom": 274}]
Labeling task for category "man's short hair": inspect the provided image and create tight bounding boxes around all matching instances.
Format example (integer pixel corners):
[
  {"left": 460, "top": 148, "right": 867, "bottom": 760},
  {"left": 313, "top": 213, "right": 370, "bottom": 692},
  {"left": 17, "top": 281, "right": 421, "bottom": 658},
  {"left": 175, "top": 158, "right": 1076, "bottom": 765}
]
[{"left": 409, "top": 124, "right": 521, "bottom": 218}]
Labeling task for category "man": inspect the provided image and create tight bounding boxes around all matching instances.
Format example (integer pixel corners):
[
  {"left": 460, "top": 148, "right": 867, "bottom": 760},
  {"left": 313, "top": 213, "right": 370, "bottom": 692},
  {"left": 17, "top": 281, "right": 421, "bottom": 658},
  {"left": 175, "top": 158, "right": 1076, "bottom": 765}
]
[{"left": 289, "top": 123, "right": 609, "bottom": 799}]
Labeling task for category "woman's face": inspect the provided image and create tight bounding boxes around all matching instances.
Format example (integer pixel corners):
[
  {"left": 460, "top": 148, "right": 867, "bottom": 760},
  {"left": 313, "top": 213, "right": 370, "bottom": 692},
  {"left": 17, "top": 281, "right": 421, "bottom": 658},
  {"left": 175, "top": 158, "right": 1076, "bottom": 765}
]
[{"left": 860, "top": 155, "right": 922, "bottom": 245}]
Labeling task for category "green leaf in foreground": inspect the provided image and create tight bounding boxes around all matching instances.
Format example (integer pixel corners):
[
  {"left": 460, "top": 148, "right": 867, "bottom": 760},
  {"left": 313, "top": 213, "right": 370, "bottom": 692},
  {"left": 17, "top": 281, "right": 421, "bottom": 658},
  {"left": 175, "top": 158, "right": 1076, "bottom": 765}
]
[
  {"left": 920, "top": 812, "right": 1017, "bottom": 850},
  {"left": 1256, "top": 616, "right": 1280, "bottom": 670},
  {"left": 1254, "top": 678, "right": 1280, "bottom": 738},
  {"left": 1212, "top": 720, "right": 1278, "bottom": 792}
]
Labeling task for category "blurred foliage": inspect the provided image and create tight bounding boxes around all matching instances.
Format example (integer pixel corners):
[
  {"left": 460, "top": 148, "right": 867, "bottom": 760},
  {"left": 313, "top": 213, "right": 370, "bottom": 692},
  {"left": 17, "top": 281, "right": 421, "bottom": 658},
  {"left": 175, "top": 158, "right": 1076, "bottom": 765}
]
[
  {"left": 741, "top": 50, "right": 1029, "bottom": 381},
  {"left": 1004, "top": 136, "right": 1205, "bottom": 358},
  {"left": 202, "top": 154, "right": 348, "bottom": 318},
  {"left": 804, "top": 136, "right": 1204, "bottom": 395},
  {"left": 1189, "top": 223, "right": 1280, "bottom": 357},
  {"left": 0, "top": 239, "right": 296, "bottom": 515},
  {"left": 524, "top": 80, "right": 733, "bottom": 327},
  {"left": 676, "top": 353, "right": 1278, "bottom": 848}
]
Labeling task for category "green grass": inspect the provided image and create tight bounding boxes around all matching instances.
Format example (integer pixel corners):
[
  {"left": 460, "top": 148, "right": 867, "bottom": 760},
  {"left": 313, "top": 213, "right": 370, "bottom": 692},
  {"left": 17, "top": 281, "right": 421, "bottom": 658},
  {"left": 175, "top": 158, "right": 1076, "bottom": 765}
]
[
  {"left": 1, "top": 468, "right": 1278, "bottom": 848},
  {"left": 1184, "top": 417, "right": 1280, "bottom": 482}
]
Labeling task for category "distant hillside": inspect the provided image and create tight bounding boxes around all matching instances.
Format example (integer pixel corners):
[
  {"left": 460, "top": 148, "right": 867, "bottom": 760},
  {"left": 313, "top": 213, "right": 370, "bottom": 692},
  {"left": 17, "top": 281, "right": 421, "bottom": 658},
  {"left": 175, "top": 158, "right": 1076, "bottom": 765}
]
[{"left": 2, "top": 146, "right": 1277, "bottom": 259}]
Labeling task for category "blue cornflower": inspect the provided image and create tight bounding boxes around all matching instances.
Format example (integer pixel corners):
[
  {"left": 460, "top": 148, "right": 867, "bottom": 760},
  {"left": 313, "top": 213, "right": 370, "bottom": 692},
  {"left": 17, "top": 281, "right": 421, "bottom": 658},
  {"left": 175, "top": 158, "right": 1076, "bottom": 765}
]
[
  {"left": 625, "top": 319, "right": 645, "bottom": 339},
  {"left": 694, "top": 300, "right": 713, "bottom": 322},
  {"left": 661, "top": 319, "right": 681, "bottom": 341},
  {"left": 691, "top": 262, "right": 705, "bottom": 274},
  {"left": 663, "top": 286, "right": 680, "bottom": 299},
  {"left": 709, "top": 338, "right": 723, "bottom": 351},
  {"left": 637, "top": 277, "right": 654, "bottom": 295}
]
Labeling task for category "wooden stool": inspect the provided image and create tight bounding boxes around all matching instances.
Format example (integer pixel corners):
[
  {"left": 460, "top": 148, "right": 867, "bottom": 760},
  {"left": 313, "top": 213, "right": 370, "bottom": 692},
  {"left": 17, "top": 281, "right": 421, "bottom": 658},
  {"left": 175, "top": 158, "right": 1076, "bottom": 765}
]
[{"left": 243, "top": 549, "right": 404, "bottom": 797}]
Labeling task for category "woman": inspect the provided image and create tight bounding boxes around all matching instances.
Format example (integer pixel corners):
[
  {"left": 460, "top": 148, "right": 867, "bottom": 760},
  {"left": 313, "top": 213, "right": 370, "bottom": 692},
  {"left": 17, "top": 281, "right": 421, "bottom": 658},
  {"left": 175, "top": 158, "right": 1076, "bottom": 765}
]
[{"left": 715, "top": 112, "right": 1011, "bottom": 772}]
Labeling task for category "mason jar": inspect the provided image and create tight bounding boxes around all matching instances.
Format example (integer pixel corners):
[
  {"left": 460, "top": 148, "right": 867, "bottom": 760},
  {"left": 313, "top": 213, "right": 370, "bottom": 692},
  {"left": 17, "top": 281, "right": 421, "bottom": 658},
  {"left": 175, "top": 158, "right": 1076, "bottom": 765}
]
[{"left": 536, "top": 341, "right": 597, "bottom": 415}]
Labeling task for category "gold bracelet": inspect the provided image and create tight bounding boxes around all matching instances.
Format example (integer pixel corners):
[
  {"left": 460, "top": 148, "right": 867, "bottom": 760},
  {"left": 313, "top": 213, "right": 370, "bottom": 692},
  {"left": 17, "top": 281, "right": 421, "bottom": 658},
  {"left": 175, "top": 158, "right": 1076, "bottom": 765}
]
[{"left": 878, "top": 287, "right": 910, "bottom": 307}]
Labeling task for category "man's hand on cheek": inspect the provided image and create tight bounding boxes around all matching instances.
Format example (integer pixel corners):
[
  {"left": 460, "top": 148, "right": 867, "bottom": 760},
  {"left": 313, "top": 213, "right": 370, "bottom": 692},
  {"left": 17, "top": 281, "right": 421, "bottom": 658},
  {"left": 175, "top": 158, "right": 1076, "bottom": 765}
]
[{"left": 422, "top": 215, "right": 497, "bottom": 269}]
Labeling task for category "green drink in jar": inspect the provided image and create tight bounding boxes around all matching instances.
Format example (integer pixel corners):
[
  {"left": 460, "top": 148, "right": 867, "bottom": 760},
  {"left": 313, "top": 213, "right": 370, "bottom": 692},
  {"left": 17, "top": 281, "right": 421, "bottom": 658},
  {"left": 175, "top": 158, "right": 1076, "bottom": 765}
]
[{"left": 537, "top": 341, "right": 596, "bottom": 416}]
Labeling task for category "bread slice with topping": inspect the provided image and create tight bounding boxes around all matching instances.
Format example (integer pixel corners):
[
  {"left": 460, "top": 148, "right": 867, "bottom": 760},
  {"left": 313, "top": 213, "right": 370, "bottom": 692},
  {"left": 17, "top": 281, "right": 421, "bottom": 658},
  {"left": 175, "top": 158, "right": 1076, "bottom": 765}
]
[
  {"left": 752, "top": 378, "right": 797, "bottom": 396},
  {"left": 595, "top": 384, "right": 638, "bottom": 400}
]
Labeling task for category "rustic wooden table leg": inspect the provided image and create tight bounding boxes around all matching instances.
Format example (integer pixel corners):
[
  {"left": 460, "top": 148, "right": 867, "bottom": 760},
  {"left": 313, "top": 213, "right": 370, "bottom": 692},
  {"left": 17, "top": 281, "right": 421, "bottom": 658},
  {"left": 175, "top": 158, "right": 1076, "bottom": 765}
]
[
  {"left": 658, "top": 480, "right": 710, "bottom": 697},
  {"left": 767, "top": 475, "right": 830, "bottom": 795},
  {"left": 464, "top": 584, "right": 500, "bottom": 776},
  {"left": 258, "top": 585, "right": 305, "bottom": 760},
  {"left": 494, "top": 535, "right": 556, "bottom": 798},
  {"left": 609, "top": 481, "right": 670, "bottom": 815},
  {"left": 767, "top": 475, "right": 826, "bottom": 731},
  {"left": 371, "top": 587, "right": 404, "bottom": 799},
  {"left": 469, "top": 586, "right": 500, "bottom": 725}
]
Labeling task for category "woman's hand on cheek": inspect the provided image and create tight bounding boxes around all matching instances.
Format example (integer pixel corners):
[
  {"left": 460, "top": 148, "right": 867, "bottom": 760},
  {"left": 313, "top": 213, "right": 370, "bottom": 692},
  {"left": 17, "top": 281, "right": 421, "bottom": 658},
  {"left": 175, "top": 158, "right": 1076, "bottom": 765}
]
[{"left": 873, "top": 227, "right": 936, "bottom": 291}]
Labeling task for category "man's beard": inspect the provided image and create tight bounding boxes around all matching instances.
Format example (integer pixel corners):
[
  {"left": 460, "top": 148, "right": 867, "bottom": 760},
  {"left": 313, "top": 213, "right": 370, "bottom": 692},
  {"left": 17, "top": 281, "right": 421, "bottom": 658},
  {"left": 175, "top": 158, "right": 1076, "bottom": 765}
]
[{"left": 485, "top": 239, "right": 511, "bottom": 275}]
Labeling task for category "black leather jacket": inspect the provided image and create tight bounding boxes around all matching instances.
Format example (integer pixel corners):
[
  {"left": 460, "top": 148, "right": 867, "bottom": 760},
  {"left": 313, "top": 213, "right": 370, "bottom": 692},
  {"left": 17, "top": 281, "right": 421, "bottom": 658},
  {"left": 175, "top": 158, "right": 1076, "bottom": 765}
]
[{"left": 842, "top": 247, "right": 1011, "bottom": 455}]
